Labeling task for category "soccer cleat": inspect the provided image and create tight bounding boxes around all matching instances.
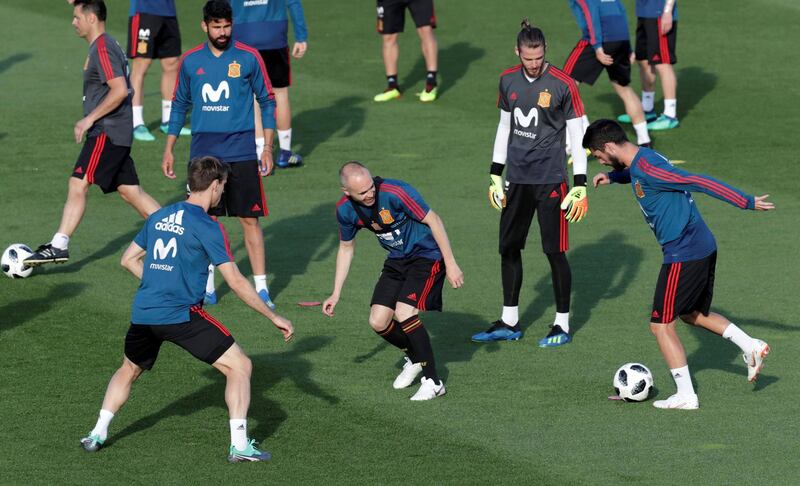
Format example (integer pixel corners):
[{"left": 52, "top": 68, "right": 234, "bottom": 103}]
[
  {"left": 160, "top": 124, "right": 192, "bottom": 136},
  {"left": 617, "top": 110, "right": 657, "bottom": 124},
  {"left": 79, "top": 433, "right": 104, "bottom": 452},
  {"left": 647, "top": 114, "right": 680, "bottom": 131},
  {"left": 24, "top": 244, "right": 69, "bottom": 266},
  {"left": 743, "top": 339, "right": 770, "bottom": 383},
  {"left": 567, "top": 148, "right": 592, "bottom": 165},
  {"left": 652, "top": 393, "right": 699, "bottom": 410},
  {"left": 373, "top": 88, "right": 401, "bottom": 102},
  {"left": 133, "top": 124, "right": 156, "bottom": 141},
  {"left": 204, "top": 291, "right": 218, "bottom": 306},
  {"left": 276, "top": 149, "right": 303, "bottom": 169},
  {"left": 258, "top": 289, "right": 276, "bottom": 310},
  {"left": 417, "top": 86, "right": 438, "bottom": 102},
  {"left": 393, "top": 357, "right": 423, "bottom": 389},
  {"left": 471, "top": 320, "right": 523, "bottom": 342},
  {"left": 538, "top": 325, "right": 572, "bottom": 348},
  {"left": 410, "top": 377, "right": 446, "bottom": 401},
  {"left": 228, "top": 439, "right": 271, "bottom": 463}
]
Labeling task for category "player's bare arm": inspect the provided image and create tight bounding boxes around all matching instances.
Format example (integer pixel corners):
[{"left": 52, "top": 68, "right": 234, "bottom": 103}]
[
  {"left": 421, "top": 210, "right": 464, "bottom": 289},
  {"left": 661, "top": 0, "right": 675, "bottom": 34},
  {"left": 120, "top": 242, "right": 146, "bottom": 279},
  {"left": 593, "top": 172, "right": 611, "bottom": 187},
  {"left": 322, "top": 239, "right": 356, "bottom": 317},
  {"left": 162, "top": 135, "right": 178, "bottom": 179},
  {"left": 259, "top": 128, "right": 274, "bottom": 176},
  {"left": 74, "top": 76, "right": 128, "bottom": 143},
  {"left": 217, "top": 261, "right": 294, "bottom": 341}
]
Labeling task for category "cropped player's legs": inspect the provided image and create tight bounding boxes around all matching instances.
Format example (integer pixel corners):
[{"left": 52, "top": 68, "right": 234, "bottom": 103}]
[
  {"left": 117, "top": 184, "right": 161, "bottom": 219},
  {"left": 416, "top": 25, "right": 438, "bottom": 98},
  {"left": 654, "top": 63, "right": 677, "bottom": 122},
  {"left": 212, "top": 343, "right": 253, "bottom": 423},
  {"left": 395, "top": 302, "right": 444, "bottom": 400},
  {"left": 611, "top": 81, "right": 651, "bottom": 146},
  {"left": 373, "top": 33, "right": 402, "bottom": 102},
  {"left": 130, "top": 57, "right": 156, "bottom": 141},
  {"left": 636, "top": 60, "right": 657, "bottom": 116},
  {"left": 158, "top": 56, "right": 181, "bottom": 131},
  {"left": 56, "top": 176, "right": 91, "bottom": 238},
  {"left": 650, "top": 320, "right": 699, "bottom": 409},
  {"left": 239, "top": 217, "right": 266, "bottom": 276}
]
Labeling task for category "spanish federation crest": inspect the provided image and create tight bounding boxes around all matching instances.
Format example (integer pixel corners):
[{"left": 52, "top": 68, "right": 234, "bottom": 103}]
[
  {"left": 137, "top": 40, "right": 148, "bottom": 55},
  {"left": 228, "top": 60, "right": 241, "bottom": 78},
  {"left": 537, "top": 90, "right": 551, "bottom": 108},
  {"left": 379, "top": 208, "right": 395, "bottom": 225},
  {"left": 635, "top": 180, "right": 645, "bottom": 198}
]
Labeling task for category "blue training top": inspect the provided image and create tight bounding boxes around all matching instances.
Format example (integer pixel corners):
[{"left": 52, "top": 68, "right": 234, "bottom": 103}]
[
  {"left": 230, "top": 0, "right": 309, "bottom": 50},
  {"left": 336, "top": 178, "right": 442, "bottom": 261},
  {"left": 608, "top": 148, "right": 754, "bottom": 263},
  {"left": 129, "top": 0, "right": 176, "bottom": 17},
  {"left": 636, "top": 0, "right": 678, "bottom": 20},
  {"left": 569, "top": 0, "right": 630, "bottom": 49},
  {"left": 132, "top": 202, "right": 234, "bottom": 325},
  {"left": 169, "top": 41, "right": 276, "bottom": 162}
]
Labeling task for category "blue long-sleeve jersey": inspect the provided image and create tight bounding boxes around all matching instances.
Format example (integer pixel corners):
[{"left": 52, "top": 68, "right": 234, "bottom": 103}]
[
  {"left": 169, "top": 41, "right": 276, "bottom": 162},
  {"left": 129, "top": 0, "right": 176, "bottom": 17},
  {"left": 230, "top": 0, "right": 308, "bottom": 50},
  {"left": 609, "top": 148, "right": 755, "bottom": 263},
  {"left": 636, "top": 0, "right": 678, "bottom": 20},
  {"left": 569, "top": 0, "right": 630, "bottom": 49}
]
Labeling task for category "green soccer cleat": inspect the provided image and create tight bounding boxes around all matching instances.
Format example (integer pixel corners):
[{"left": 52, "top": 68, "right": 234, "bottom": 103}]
[
  {"left": 417, "top": 86, "right": 438, "bottom": 102},
  {"left": 228, "top": 439, "right": 272, "bottom": 463},
  {"left": 374, "top": 88, "right": 401, "bottom": 102},
  {"left": 617, "top": 110, "right": 658, "bottom": 124},
  {"left": 133, "top": 124, "right": 156, "bottom": 142},
  {"left": 79, "top": 433, "right": 105, "bottom": 452},
  {"left": 647, "top": 114, "right": 680, "bottom": 131},
  {"left": 160, "top": 123, "right": 192, "bottom": 136}
]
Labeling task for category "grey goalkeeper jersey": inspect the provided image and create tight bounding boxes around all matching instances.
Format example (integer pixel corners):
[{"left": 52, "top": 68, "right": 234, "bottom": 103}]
[
  {"left": 83, "top": 33, "right": 133, "bottom": 147},
  {"left": 498, "top": 63, "right": 585, "bottom": 184}
]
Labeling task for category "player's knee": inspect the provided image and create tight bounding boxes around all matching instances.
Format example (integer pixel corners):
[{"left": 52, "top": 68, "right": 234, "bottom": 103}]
[
  {"left": 393, "top": 306, "right": 415, "bottom": 323},
  {"left": 121, "top": 358, "right": 143, "bottom": 381},
  {"left": 368, "top": 314, "right": 389, "bottom": 332},
  {"left": 382, "top": 34, "right": 399, "bottom": 46},
  {"left": 680, "top": 312, "right": 699, "bottom": 325},
  {"left": 239, "top": 355, "right": 253, "bottom": 378},
  {"left": 68, "top": 176, "right": 90, "bottom": 195}
]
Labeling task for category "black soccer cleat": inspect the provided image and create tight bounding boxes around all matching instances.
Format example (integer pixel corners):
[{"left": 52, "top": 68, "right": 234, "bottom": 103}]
[{"left": 24, "top": 244, "right": 69, "bottom": 266}]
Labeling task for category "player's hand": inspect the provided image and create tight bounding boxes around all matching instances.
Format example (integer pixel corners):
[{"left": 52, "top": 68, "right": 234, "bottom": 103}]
[
  {"left": 292, "top": 42, "right": 307, "bottom": 59},
  {"left": 271, "top": 315, "right": 294, "bottom": 342},
  {"left": 445, "top": 262, "right": 464, "bottom": 289},
  {"left": 74, "top": 117, "right": 93, "bottom": 143},
  {"left": 753, "top": 194, "right": 775, "bottom": 211},
  {"left": 162, "top": 150, "right": 176, "bottom": 179},
  {"left": 593, "top": 172, "right": 611, "bottom": 188},
  {"left": 488, "top": 174, "right": 506, "bottom": 211},
  {"left": 595, "top": 47, "right": 614, "bottom": 66},
  {"left": 560, "top": 186, "right": 589, "bottom": 223},
  {"left": 259, "top": 149, "right": 273, "bottom": 176},
  {"left": 322, "top": 295, "right": 338, "bottom": 317},
  {"left": 660, "top": 11, "right": 673, "bottom": 34}
]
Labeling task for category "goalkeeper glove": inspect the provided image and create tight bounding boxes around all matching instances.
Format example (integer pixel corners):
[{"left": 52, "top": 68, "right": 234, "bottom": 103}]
[
  {"left": 489, "top": 175, "right": 506, "bottom": 211},
  {"left": 560, "top": 185, "right": 588, "bottom": 223}
]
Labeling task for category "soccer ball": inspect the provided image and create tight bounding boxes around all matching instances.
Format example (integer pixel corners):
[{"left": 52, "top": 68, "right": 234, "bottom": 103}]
[
  {"left": 2, "top": 244, "right": 34, "bottom": 279},
  {"left": 613, "top": 363, "right": 654, "bottom": 402}
]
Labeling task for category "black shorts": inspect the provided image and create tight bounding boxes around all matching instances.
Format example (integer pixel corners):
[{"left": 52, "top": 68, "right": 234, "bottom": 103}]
[
  {"left": 259, "top": 48, "right": 291, "bottom": 88},
  {"left": 635, "top": 18, "right": 677, "bottom": 65},
  {"left": 563, "top": 40, "right": 632, "bottom": 86},
  {"left": 208, "top": 160, "right": 269, "bottom": 218},
  {"left": 376, "top": 0, "right": 437, "bottom": 34},
  {"left": 125, "top": 306, "right": 236, "bottom": 370},
  {"left": 651, "top": 252, "right": 716, "bottom": 324},
  {"left": 127, "top": 13, "right": 182, "bottom": 59},
  {"left": 499, "top": 182, "right": 569, "bottom": 255},
  {"left": 371, "top": 257, "right": 445, "bottom": 311},
  {"left": 73, "top": 133, "right": 140, "bottom": 194}
]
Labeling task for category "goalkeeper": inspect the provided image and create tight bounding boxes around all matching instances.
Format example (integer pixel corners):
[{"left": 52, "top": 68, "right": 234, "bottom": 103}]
[{"left": 473, "top": 19, "right": 589, "bottom": 347}]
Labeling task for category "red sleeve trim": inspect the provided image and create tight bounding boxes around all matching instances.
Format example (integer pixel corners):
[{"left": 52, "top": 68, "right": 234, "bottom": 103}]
[
  {"left": 172, "top": 43, "right": 205, "bottom": 100},
  {"left": 500, "top": 64, "right": 523, "bottom": 77},
  {"left": 96, "top": 35, "right": 115, "bottom": 81},
  {"left": 548, "top": 66, "right": 586, "bottom": 117},
  {"left": 216, "top": 221, "right": 235, "bottom": 261},
  {"left": 381, "top": 184, "right": 428, "bottom": 220},
  {"left": 638, "top": 159, "right": 748, "bottom": 208},
  {"left": 234, "top": 41, "right": 275, "bottom": 100},
  {"left": 575, "top": 0, "right": 598, "bottom": 45}
]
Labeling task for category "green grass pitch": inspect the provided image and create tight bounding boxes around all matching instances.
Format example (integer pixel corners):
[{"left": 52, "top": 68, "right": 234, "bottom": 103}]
[{"left": 1, "top": 0, "right": 799, "bottom": 483}]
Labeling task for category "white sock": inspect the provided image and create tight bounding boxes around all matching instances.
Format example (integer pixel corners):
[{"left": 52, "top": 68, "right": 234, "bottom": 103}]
[
  {"left": 51, "top": 233, "right": 70, "bottom": 250},
  {"left": 132, "top": 105, "right": 145, "bottom": 128},
  {"left": 161, "top": 99, "right": 172, "bottom": 125},
  {"left": 253, "top": 274, "right": 268, "bottom": 293},
  {"left": 554, "top": 312, "right": 570, "bottom": 334},
  {"left": 229, "top": 419, "right": 248, "bottom": 451},
  {"left": 501, "top": 306, "right": 519, "bottom": 326},
  {"left": 641, "top": 91, "right": 655, "bottom": 112},
  {"left": 670, "top": 365, "right": 695, "bottom": 396},
  {"left": 633, "top": 121, "right": 651, "bottom": 145},
  {"left": 205, "top": 264, "right": 215, "bottom": 294},
  {"left": 664, "top": 99, "right": 677, "bottom": 119},
  {"left": 90, "top": 409, "right": 114, "bottom": 441},
  {"left": 277, "top": 129, "right": 292, "bottom": 152},
  {"left": 722, "top": 323, "right": 755, "bottom": 353},
  {"left": 255, "top": 137, "right": 265, "bottom": 160}
]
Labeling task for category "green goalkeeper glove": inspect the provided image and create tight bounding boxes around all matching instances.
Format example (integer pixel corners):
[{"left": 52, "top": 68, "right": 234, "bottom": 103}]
[
  {"left": 560, "top": 186, "right": 588, "bottom": 223},
  {"left": 489, "top": 175, "right": 506, "bottom": 211}
]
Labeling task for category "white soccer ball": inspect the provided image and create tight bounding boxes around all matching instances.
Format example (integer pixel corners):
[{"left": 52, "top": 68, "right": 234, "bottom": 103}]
[
  {"left": 613, "top": 363, "right": 654, "bottom": 402},
  {"left": 2, "top": 244, "right": 34, "bottom": 279}
]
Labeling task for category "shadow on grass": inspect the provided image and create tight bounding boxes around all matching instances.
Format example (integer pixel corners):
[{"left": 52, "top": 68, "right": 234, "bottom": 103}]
[
  {"left": 0, "top": 282, "right": 89, "bottom": 334},
  {"left": 0, "top": 53, "right": 33, "bottom": 75},
  {"left": 293, "top": 96, "right": 366, "bottom": 159},
  {"left": 400, "top": 41, "right": 485, "bottom": 99},
  {"left": 109, "top": 335, "right": 337, "bottom": 448}
]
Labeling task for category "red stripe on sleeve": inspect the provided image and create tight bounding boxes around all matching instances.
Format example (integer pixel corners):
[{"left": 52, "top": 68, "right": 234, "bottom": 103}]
[
  {"left": 172, "top": 43, "right": 205, "bottom": 100},
  {"left": 638, "top": 159, "right": 748, "bottom": 208},
  {"left": 381, "top": 184, "right": 427, "bottom": 220},
  {"left": 575, "top": 0, "right": 597, "bottom": 45},
  {"left": 216, "top": 221, "right": 235, "bottom": 261},
  {"left": 549, "top": 67, "right": 585, "bottom": 117},
  {"left": 500, "top": 64, "right": 522, "bottom": 77},
  {"left": 234, "top": 41, "right": 274, "bottom": 99},
  {"left": 96, "top": 35, "right": 115, "bottom": 81}
]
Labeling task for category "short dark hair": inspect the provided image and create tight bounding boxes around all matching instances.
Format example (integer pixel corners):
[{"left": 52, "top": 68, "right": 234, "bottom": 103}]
[
  {"left": 187, "top": 156, "right": 229, "bottom": 192},
  {"left": 517, "top": 18, "right": 546, "bottom": 50},
  {"left": 203, "top": 0, "right": 232, "bottom": 23},
  {"left": 582, "top": 119, "right": 630, "bottom": 151},
  {"left": 73, "top": 0, "right": 107, "bottom": 22}
]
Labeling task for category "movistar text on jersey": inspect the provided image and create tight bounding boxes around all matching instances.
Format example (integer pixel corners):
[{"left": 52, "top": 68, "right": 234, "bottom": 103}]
[
  {"left": 149, "top": 263, "right": 174, "bottom": 272},
  {"left": 202, "top": 105, "right": 230, "bottom": 112},
  {"left": 513, "top": 129, "right": 537, "bottom": 140}
]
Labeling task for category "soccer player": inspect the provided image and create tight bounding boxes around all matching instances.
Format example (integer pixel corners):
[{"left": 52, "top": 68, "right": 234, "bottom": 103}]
[
  {"left": 617, "top": 0, "right": 679, "bottom": 131},
  {"left": 79, "top": 156, "right": 294, "bottom": 461},
  {"left": 230, "top": 0, "right": 308, "bottom": 168},
  {"left": 374, "top": 0, "right": 439, "bottom": 102},
  {"left": 322, "top": 162, "right": 464, "bottom": 400},
  {"left": 26, "top": 0, "right": 160, "bottom": 267},
  {"left": 473, "top": 20, "right": 588, "bottom": 347},
  {"left": 163, "top": 0, "right": 277, "bottom": 309},
  {"left": 563, "top": 0, "right": 651, "bottom": 147},
  {"left": 585, "top": 119, "right": 773, "bottom": 410},
  {"left": 128, "top": 0, "right": 192, "bottom": 141}
]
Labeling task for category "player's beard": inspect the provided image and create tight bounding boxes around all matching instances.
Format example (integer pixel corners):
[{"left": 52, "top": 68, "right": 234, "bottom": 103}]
[
  {"left": 608, "top": 155, "right": 626, "bottom": 171},
  {"left": 209, "top": 34, "right": 230, "bottom": 50}
]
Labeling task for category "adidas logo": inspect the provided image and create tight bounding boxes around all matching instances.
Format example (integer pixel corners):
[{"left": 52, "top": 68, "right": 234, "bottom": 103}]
[
  {"left": 549, "top": 190, "right": 559, "bottom": 198},
  {"left": 652, "top": 54, "right": 661, "bottom": 62},
  {"left": 155, "top": 209, "right": 185, "bottom": 235},
  {"left": 251, "top": 203, "right": 261, "bottom": 212},
  {"left": 196, "top": 67, "right": 205, "bottom": 75},
  {"left": 75, "top": 166, "right": 84, "bottom": 175},
  {"left": 407, "top": 292, "right": 417, "bottom": 301},
  {"left": 652, "top": 310, "right": 660, "bottom": 319}
]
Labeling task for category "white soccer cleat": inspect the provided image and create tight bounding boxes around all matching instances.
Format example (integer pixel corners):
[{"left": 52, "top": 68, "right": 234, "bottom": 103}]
[
  {"left": 410, "top": 377, "right": 446, "bottom": 401},
  {"left": 743, "top": 339, "right": 770, "bottom": 383},
  {"left": 393, "top": 357, "right": 423, "bottom": 389},
  {"left": 653, "top": 393, "right": 699, "bottom": 410}
]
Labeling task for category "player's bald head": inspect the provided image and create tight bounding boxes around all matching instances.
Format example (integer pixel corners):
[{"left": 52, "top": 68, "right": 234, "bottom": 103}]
[{"left": 339, "top": 161, "right": 372, "bottom": 188}]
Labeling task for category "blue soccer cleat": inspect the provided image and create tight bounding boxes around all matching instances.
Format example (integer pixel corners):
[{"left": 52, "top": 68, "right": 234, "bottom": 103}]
[
  {"left": 471, "top": 320, "right": 523, "bottom": 342},
  {"left": 538, "top": 325, "right": 572, "bottom": 347},
  {"left": 258, "top": 289, "right": 276, "bottom": 310},
  {"left": 647, "top": 114, "right": 680, "bottom": 131},
  {"left": 160, "top": 123, "right": 192, "bottom": 136},
  {"left": 228, "top": 439, "right": 271, "bottom": 463},
  {"left": 204, "top": 291, "right": 218, "bottom": 306},
  {"left": 79, "top": 433, "right": 104, "bottom": 452},
  {"left": 276, "top": 149, "right": 303, "bottom": 169}
]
